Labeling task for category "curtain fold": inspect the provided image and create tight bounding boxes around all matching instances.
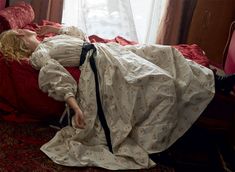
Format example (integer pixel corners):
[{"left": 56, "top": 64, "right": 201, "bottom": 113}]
[
  {"left": 31, "top": 0, "right": 63, "bottom": 23},
  {"left": 156, "top": 0, "right": 197, "bottom": 45}
]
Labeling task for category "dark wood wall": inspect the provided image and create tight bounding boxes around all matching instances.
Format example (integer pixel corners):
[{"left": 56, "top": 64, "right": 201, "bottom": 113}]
[
  {"left": 187, "top": 0, "right": 235, "bottom": 66},
  {"left": 9, "top": 0, "right": 31, "bottom": 5}
]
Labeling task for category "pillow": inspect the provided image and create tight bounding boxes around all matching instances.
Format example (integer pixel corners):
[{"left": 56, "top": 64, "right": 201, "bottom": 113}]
[{"left": 0, "top": 1, "right": 34, "bottom": 33}]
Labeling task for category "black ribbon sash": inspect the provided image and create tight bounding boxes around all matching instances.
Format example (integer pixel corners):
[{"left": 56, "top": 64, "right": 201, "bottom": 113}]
[{"left": 79, "top": 42, "right": 113, "bottom": 153}]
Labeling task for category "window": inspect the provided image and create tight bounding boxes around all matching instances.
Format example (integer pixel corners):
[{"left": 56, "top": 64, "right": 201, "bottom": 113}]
[{"left": 62, "top": 0, "right": 166, "bottom": 43}]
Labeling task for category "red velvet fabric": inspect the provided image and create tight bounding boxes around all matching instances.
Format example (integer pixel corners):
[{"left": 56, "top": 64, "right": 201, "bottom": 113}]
[
  {"left": 173, "top": 44, "right": 210, "bottom": 68},
  {"left": 0, "top": 2, "right": 34, "bottom": 33},
  {"left": 0, "top": 58, "right": 81, "bottom": 121}
]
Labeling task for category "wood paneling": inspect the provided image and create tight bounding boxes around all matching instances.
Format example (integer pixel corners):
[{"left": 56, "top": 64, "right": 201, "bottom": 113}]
[
  {"left": 187, "top": 0, "right": 235, "bottom": 65},
  {"left": 31, "top": 0, "right": 63, "bottom": 23},
  {"left": 31, "top": 0, "right": 50, "bottom": 23}
]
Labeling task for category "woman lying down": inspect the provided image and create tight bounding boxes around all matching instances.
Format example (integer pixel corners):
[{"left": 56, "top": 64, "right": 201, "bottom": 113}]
[{"left": 0, "top": 25, "right": 234, "bottom": 170}]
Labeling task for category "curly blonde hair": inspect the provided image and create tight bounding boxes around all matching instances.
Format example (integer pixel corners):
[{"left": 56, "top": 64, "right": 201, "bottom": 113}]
[{"left": 0, "top": 30, "right": 32, "bottom": 61}]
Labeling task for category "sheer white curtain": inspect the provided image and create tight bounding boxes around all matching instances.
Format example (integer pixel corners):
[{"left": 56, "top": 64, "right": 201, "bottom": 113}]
[
  {"left": 62, "top": 0, "right": 165, "bottom": 43},
  {"left": 130, "top": 0, "right": 166, "bottom": 43}
]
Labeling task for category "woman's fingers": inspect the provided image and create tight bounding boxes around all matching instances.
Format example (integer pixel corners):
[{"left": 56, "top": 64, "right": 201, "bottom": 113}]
[{"left": 65, "top": 97, "right": 86, "bottom": 129}]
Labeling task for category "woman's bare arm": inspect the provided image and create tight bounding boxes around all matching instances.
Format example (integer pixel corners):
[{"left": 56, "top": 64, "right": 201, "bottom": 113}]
[{"left": 36, "top": 25, "right": 61, "bottom": 35}]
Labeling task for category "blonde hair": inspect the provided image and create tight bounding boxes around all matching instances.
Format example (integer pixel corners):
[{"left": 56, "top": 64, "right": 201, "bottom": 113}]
[{"left": 0, "top": 30, "right": 32, "bottom": 61}]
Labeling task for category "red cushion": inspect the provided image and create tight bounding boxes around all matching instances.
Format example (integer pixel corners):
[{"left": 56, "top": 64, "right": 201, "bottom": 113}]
[
  {"left": 0, "top": 58, "right": 80, "bottom": 120},
  {"left": 0, "top": 2, "right": 34, "bottom": 33},
  {"left": 224, "top": 31, "right": 235, "bottom": 74}
]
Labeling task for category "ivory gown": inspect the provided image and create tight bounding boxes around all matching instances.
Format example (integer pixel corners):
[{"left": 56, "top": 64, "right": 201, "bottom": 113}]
[{"left": 29, "top": 26, "right": 215, "bottom": 170}]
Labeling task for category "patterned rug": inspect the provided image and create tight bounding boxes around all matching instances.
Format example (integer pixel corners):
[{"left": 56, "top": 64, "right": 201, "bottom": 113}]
[{"left": 0, "top": 117, "right": 174, "bottom": 172}]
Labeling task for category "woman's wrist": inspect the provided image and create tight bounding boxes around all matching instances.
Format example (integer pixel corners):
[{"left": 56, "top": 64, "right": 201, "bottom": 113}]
[{"left": 66, "top": 96, "right": 80, "bottom": 110}]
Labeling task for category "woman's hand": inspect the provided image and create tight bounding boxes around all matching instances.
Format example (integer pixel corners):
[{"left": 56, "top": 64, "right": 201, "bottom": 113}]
[
  {"left": 36, "top": 25, "right": 61, "bottom": 35},
  {"left": 73, "top": 107, "right": 86, "bottom": 129},
  {"left": 66, "top": 96, "right": 86, "bottom": 129}
]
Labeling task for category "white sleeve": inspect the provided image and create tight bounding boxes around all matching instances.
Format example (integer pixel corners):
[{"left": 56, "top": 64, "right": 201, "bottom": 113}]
[
  {"left": 29, "top": 48, "right": 78, "bottom": 101},
  {"left": 59, "top": 26, "right": 88, "bottom": 41}
]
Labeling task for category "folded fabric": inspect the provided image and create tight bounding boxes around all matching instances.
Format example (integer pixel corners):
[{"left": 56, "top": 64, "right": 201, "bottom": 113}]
[{"left": 0, "top": 2, "right": 34, "bottom": 33}]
